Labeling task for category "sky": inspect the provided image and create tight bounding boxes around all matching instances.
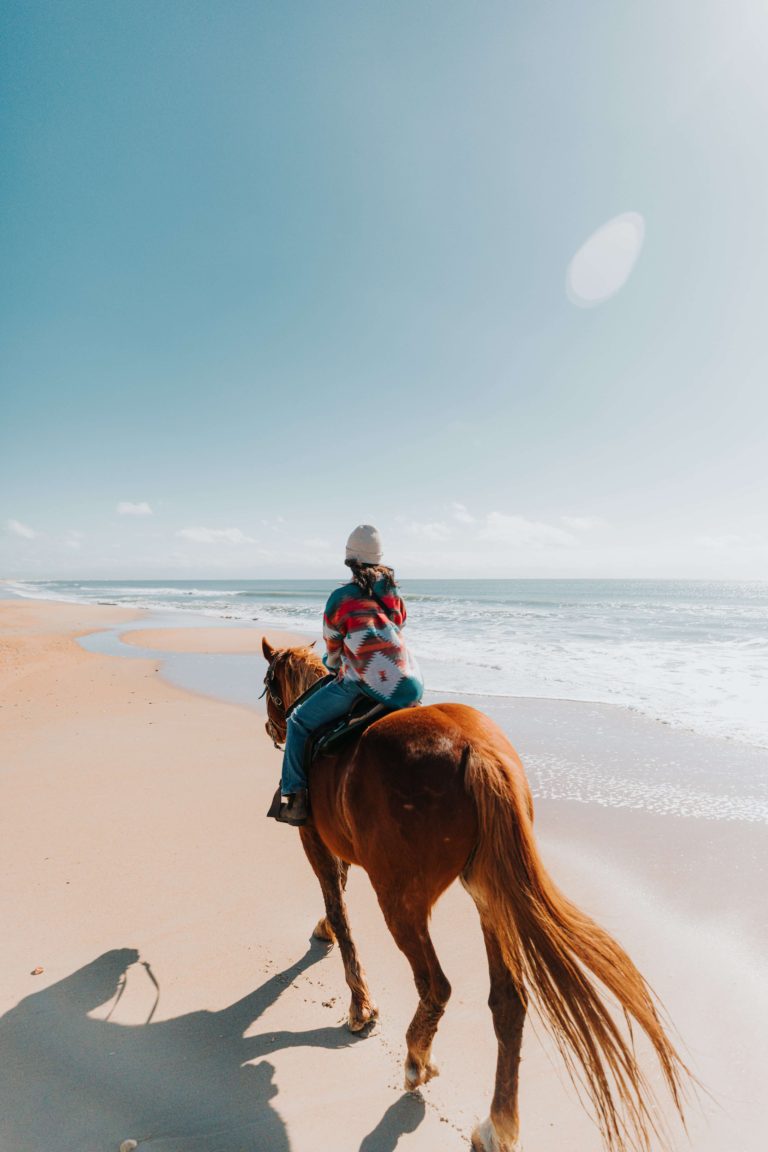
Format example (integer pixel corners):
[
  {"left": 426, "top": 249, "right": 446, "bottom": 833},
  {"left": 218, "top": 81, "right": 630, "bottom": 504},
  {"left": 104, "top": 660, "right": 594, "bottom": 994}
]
[{"left": 2, "top": 0, "right": 768, "bottom": 579}]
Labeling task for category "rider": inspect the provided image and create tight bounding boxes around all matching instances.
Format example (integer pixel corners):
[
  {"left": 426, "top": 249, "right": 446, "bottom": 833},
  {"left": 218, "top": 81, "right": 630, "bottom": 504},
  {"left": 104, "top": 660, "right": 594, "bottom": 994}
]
[{"left": 273, "top": 524, "right": 423, "bottom": 826}]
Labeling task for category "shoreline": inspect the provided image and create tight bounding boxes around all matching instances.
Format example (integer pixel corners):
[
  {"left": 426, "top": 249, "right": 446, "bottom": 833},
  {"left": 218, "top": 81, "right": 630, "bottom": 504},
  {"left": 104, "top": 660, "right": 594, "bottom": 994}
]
[
  {"left": 95, "top": 620, "right": 768, "bottom": 825},
  {"left": 121, "top": 621, "right": 767, "bottom": 745},
  {"left": 121, "top": 621, "right": 768, "bottom": 762},
  {"left": 6, "top": 590, "right": 768, "bottom": 824},
  {"left": 6, "top": 594, "right": 768, "bottom": 824},
  {"left": 6, "top": 578, "right": 768, "bottom": 752}
]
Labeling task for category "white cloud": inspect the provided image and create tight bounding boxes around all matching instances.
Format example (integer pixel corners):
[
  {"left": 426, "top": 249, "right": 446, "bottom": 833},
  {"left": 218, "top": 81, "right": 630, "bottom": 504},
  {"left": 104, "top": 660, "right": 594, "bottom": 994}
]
[
  {"left": 452, "top": 503, "right": 475, "bottom": 524},
  {"left": 561, "top": 515, "right": 607, "bottom": 531},
  {"left": 697, "top": 533, "right": 759, "bottom": 550},
  {"left": 7, "top": 518, "right": 37, "bottom": 539},
  {"left": 303, "top": 537, "right": 331, "bottom": 550},
  {"left": 65, "top": 530, "right": 84, "bottom": 551},
  {"left": 478, "top": 513, "right": 575, "bottom": 548},
  {"left": 117, "top": 501, "right": 154, "bottom": 517},
  {"left": 176, "top": 526, "right": 256, "bottom": 544},
  {"left": 406, "top": 520, "right": 452, "bottom": 542}
]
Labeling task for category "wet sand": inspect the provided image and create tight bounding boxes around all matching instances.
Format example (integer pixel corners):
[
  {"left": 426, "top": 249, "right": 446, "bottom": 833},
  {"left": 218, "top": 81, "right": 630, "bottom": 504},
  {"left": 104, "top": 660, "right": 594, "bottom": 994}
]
[{"left": 121, "top": 626, "right": 312, "bottom": 653}]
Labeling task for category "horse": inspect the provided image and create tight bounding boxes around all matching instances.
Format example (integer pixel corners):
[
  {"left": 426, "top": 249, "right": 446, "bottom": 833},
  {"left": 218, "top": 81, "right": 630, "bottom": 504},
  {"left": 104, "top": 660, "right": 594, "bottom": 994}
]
[{"left": 260, "top": 638, "right": 688, "bottom": 1152}]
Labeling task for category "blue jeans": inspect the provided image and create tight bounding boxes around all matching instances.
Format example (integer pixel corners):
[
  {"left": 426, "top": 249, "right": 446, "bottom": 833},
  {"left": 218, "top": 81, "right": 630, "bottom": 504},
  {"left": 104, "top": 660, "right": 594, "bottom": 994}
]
[{"left": 281, "top": 675, "right": 365, "bottom": 795}]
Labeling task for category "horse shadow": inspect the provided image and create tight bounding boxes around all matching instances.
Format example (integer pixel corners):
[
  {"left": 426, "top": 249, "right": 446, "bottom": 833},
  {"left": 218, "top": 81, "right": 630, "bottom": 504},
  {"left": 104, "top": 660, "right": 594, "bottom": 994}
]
[{"left": 0, "top": 943, "right": 424, "bottom": 1151}]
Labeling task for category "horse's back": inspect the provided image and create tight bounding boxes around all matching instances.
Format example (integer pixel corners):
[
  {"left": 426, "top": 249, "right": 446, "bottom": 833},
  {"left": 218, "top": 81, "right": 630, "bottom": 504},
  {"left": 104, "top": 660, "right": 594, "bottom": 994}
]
[
  {"left": 311, "top": 700, "right": 520, "bottom": 901},
  {"left": 360, "top": 701, "right": 525, "bottom": 783}
]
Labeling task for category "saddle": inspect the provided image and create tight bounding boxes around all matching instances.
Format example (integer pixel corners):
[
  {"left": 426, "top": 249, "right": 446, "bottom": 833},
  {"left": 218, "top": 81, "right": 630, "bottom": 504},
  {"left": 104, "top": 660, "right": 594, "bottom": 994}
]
[
  {"left": 265, "top": 692, "right": 396, "bottom": 823},
  {"left": 306, "top": 695, "right": 396, "bottom": 766},
  {"left": 279, "top": 673, "right": 398, "bottom": 768}
]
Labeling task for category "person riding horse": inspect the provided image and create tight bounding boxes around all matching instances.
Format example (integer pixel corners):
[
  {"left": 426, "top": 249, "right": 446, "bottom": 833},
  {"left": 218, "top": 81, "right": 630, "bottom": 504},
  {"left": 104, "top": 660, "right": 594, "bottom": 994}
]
[
  {"left": 259, "top": 627, "right": 690, "bottom": 1152},
  {"left": 270, "top": 524, "right": 423, "bottom": 826}
]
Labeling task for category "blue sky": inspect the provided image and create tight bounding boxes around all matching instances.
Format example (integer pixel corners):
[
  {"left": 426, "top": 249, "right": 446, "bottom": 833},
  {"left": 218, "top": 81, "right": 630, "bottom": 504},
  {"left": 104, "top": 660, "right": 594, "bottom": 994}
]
[{"left": 2, "top": 0, "right": 767, "bottom": 578}]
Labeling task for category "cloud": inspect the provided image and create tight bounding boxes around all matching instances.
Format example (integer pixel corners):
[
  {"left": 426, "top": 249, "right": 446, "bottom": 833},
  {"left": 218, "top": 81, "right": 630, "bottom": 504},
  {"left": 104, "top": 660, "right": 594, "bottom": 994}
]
[
  {"left": 7, "top": 518, "right": 37, "bottom": 539},
  {"left": 303, "top": 537, "right": 331, "bottom": 550},
  {"left": 405, "top": 520, "right": 452, "bottom": 542},
  {"left": 451, "top": 503, "right": 475, "bottom": 524},
  {"left": 697, "top": 533, "right": 760, "bottom": 550},
  {"left": 561, "top": 515, "right": 607, "bottom": 531},
  {"left": 65, "top": 530, "right": 84, "bottom": 550},
  {"left": 478, "top": 513, "right": 575, "bottom": 548},
  {"left": 176, "top": 526, "right": 256, "bottom": 544},
  {"left": 117, "top": 501, "right": 153, "bottom": 517}
]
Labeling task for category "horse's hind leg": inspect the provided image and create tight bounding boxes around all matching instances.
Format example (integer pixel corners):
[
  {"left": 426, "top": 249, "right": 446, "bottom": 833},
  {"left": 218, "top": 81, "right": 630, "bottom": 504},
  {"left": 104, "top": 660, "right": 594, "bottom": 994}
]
[
  {"left": 470, "top": 909, "right": 527, "bottom": 1152},
  {"left": 377, "top": 892, "right": 451, "bottom": 1091},
  {"left": 299, "top": 827, "right": 378, "bottom": 1031}
]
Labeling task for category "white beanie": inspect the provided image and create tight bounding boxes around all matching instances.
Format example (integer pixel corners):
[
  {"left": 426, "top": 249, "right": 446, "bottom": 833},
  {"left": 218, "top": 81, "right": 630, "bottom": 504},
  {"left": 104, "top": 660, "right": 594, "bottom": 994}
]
[{"left": 345, "top": 524, "right": 383, "bottom": 565}]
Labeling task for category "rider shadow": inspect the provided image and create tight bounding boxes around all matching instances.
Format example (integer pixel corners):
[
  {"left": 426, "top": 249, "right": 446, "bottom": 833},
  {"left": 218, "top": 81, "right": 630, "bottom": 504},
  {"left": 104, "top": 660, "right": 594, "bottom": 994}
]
[{"left": 0, "top": 941, "right": 371, "bottom": 1151}]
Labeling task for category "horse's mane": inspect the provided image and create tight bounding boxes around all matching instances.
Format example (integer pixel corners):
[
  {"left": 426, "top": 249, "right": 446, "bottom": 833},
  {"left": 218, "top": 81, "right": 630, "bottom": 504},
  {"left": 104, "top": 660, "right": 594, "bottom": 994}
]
[{"left": 281, "top": 645, "right": 327, "bottom": 703}]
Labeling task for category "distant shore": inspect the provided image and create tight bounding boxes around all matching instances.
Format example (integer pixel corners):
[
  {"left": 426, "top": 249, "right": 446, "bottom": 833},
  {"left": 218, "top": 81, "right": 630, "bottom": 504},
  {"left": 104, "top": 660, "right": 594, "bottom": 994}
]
[{"left": 1, "top": 597, "right": 766, "bottom": 1151}]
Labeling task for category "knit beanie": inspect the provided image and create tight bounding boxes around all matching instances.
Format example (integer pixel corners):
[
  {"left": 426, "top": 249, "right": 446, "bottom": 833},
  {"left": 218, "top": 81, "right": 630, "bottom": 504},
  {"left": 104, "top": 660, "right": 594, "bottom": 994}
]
[{"left": 345, "top": 524, "right": 383, "bottom": 565}]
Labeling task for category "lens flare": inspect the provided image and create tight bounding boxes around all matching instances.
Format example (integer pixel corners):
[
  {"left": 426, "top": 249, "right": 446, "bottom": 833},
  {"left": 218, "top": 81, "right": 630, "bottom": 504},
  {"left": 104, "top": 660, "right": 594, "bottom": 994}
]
[{"left": 566, "top": 211, "right": 645, "bottom": 307}]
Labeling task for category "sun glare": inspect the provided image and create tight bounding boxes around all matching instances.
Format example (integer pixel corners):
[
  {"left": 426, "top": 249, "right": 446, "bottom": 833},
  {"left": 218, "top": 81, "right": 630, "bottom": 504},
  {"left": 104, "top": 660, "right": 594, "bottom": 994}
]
[{"left": 566, "top": 211, "right": 646, "bottom": 307}]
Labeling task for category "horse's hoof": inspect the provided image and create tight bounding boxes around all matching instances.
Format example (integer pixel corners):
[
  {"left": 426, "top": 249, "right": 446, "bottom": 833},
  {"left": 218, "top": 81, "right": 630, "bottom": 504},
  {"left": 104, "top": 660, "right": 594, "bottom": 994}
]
[
  {"left": 470, "top": 1116, "right": 521, "bottom": 1152},
  {"left": 347, "top": 1001, "right": 378, "bottom": 1032},
  {"left": 312, "top": 916, "right": 336, "bottom": 944},
  {"left": 404, "top": 1057, "right": 439, "bottom": 1090}
]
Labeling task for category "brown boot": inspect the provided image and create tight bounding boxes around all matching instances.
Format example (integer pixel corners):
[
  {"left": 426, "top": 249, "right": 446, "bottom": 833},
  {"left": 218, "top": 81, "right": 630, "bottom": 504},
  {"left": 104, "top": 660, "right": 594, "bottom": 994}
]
[{"left": 274, "top": 788, "right": 310, "bottom": 827}]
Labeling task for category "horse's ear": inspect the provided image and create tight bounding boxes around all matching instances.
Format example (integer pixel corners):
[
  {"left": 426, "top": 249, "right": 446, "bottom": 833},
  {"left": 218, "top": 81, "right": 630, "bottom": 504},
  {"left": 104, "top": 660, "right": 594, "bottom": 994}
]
[
  {"left": 262, "top": 637, "right": 276, "bottom": 660},
  {"left": 308, "top": 640, "right": 316, "bottom": 648}
]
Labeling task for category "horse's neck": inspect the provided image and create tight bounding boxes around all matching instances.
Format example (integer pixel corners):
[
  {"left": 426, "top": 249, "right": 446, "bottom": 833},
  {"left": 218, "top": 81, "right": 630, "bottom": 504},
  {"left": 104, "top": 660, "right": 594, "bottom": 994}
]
[{"left": 287, "top": 654, "right": 327, "bottom": 707}]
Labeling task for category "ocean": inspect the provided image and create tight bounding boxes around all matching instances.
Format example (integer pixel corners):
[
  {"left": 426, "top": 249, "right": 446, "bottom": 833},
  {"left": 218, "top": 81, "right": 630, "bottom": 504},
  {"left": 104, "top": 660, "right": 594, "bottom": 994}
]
[{"left": 8, "top": 577, "right": 768, "bottom": 750}]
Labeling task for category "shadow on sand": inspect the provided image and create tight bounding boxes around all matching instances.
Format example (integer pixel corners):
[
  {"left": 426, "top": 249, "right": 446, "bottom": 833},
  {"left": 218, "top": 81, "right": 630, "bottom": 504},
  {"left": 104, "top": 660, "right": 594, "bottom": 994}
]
[{"left": 0, "top": 943, "right": 425, "bottom": 1151}]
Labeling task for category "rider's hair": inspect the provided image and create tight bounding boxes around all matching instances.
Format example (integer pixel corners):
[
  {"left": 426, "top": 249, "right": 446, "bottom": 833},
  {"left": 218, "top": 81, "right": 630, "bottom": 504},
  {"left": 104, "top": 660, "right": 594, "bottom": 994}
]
[{"left": 345, "top": 559, "right": 396, "bottom": 598}]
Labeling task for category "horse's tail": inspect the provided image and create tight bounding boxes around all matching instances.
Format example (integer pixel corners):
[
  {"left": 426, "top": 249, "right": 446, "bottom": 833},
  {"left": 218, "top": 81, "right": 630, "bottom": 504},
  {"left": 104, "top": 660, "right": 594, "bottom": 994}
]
[{"left": 463, "top": 744, "right": 689, "bottom": 1152}]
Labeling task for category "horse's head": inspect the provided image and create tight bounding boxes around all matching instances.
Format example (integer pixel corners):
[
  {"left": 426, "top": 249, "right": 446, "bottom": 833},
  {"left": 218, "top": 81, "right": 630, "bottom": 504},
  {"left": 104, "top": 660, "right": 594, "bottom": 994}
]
[{"left": 260, "top": 637, "right": 325, "bottom": 748}]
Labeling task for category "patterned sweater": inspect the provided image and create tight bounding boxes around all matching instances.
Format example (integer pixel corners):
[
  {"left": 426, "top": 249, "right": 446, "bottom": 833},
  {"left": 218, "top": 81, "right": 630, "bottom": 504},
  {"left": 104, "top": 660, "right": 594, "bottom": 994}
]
[{"left": 322, "top": 579, "right": 424, "bottom": 706}]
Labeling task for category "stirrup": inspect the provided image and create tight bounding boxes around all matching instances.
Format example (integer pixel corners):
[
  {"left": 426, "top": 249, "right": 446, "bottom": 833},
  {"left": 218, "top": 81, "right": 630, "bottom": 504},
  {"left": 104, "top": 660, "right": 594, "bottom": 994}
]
[{"left": 267, "top": 785, "right": 310, "bottom": 826}]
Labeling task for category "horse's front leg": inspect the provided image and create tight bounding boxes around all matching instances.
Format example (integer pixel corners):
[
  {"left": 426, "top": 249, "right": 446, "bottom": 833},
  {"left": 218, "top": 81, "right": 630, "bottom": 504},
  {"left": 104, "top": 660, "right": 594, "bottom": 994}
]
[
  {"left": 299, "top": 825, "right": 378, "bottom": 1032},
  {"left": 310, "top": 856, "right": 348, "bottom": 944}
]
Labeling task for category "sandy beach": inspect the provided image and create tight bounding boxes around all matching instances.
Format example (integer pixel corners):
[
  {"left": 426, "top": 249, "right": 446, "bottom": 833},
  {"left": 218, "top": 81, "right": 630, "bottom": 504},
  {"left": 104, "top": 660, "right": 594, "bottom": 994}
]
[{"left": 2, "top": 598, "right": 767, "bottom": 1152}]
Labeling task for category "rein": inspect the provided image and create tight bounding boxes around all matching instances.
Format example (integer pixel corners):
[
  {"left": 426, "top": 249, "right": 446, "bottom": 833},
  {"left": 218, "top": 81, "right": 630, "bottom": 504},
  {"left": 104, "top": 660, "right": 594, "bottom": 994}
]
[{"left": 285, "top": 672, "right": 336, "bottom": 717}]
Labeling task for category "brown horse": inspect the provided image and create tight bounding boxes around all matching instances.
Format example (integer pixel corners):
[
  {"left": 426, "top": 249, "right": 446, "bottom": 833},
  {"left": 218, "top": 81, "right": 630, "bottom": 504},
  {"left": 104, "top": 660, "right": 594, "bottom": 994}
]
[{"left": 261, "top": 638, "right": 688, "bottom": 1152}]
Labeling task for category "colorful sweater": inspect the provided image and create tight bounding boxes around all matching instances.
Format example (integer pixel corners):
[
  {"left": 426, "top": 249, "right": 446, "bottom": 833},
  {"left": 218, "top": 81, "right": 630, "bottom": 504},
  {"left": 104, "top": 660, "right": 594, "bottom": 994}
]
[{"left": 322, "top": 579, "right": 424, "bottom": 707}]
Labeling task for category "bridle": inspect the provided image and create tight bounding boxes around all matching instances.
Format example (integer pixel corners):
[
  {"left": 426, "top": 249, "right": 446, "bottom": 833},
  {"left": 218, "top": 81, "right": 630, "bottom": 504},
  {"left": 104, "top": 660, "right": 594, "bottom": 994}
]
[
  {"left": 259, "top": 658, "right": 284, "bottom": 710},
  {"left": 260, "top": 653, "right": 335, "bottom": 750},
  {"left": 260, "top": 656, "right": 287, "bottom": 749}
]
